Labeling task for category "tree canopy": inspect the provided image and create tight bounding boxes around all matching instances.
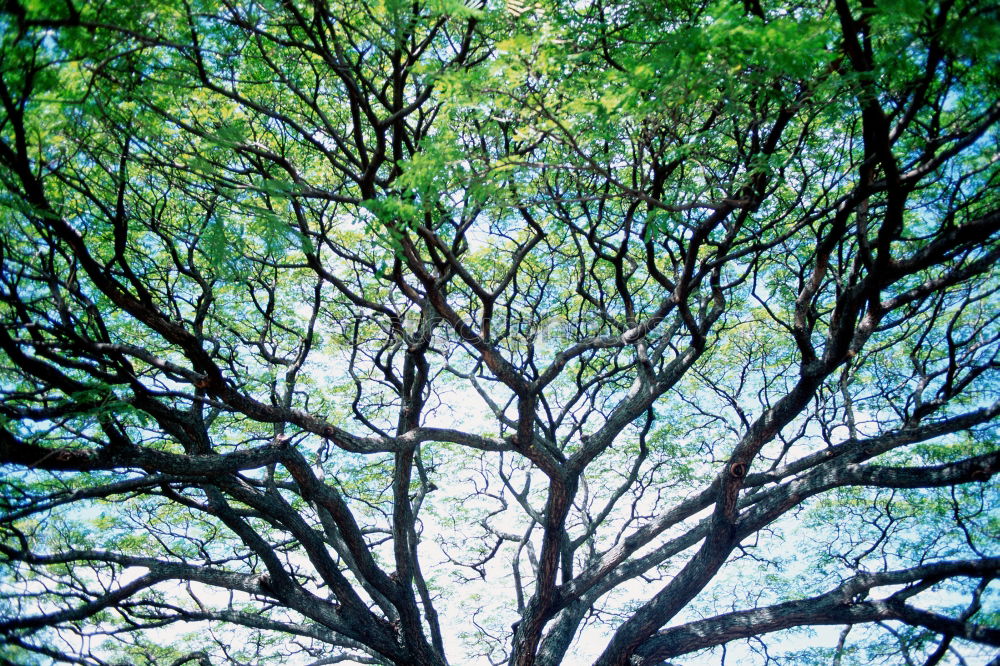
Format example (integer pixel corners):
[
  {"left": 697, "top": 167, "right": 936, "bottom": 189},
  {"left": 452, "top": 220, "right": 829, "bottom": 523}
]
[{"left": 0, "top": 0, "right": 998, "bottom": 664}]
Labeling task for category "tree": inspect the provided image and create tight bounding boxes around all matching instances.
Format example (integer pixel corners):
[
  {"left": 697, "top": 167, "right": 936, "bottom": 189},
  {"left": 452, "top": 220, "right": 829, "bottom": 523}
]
[{"left": 0, "top": 0, "right": 998, "bottom": 663}]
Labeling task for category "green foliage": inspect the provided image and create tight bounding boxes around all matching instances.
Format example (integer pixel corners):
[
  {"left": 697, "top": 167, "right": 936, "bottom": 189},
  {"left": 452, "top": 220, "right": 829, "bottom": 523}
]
[{"left": 0, "top": 0, "right": 997, "bottom": 664}]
